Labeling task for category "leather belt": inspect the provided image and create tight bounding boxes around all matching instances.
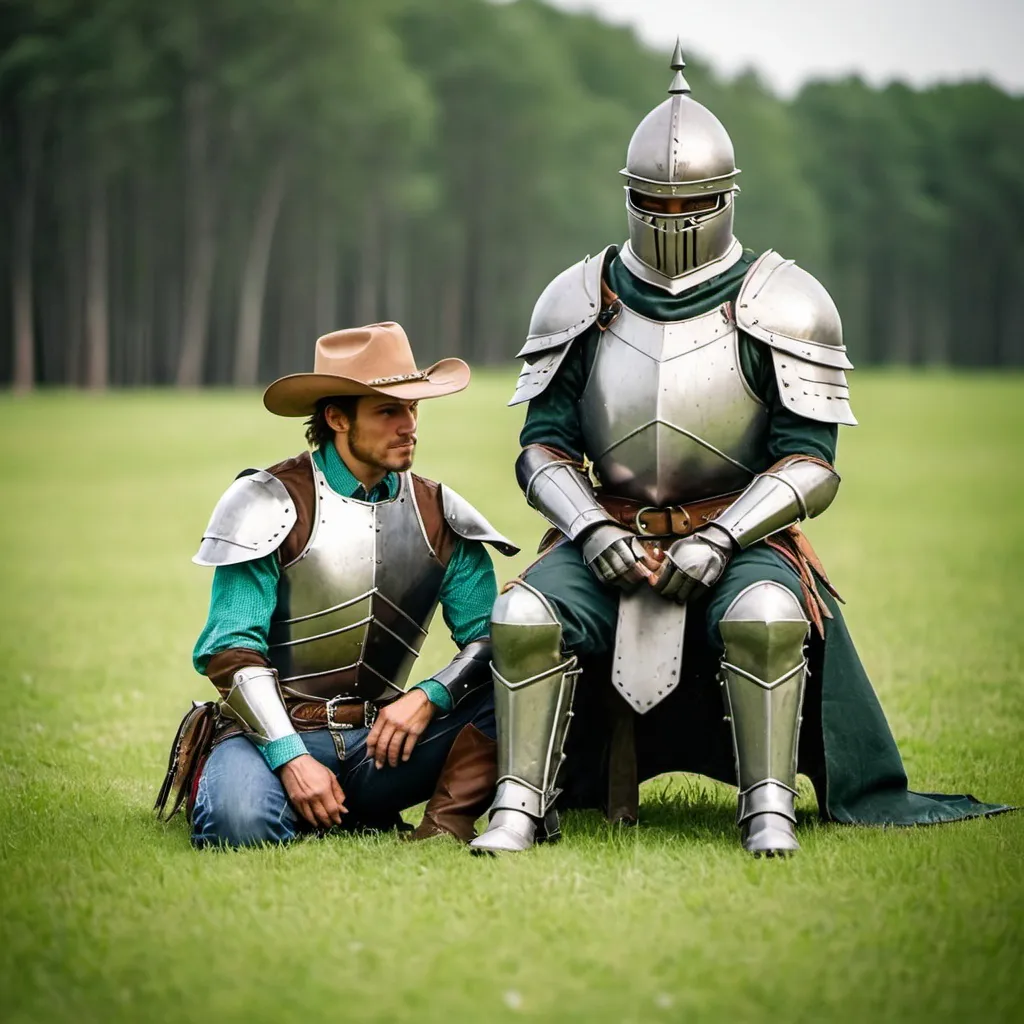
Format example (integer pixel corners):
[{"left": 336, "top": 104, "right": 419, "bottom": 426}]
[
  {"left": 596, "top": 489, "right": 744, "bottom": 538},
  {"left": 287, "top": 695, "right": 393, "bottom": 731}
]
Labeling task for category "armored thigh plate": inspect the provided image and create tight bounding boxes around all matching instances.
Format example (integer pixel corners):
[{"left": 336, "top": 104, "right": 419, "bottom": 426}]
[
  {"left": 580, "top": 303, "right": 768, "bottom": 506},
  {"left": 718, "top": 581, "right": 809, "bottom": 823},
  {"left": 268, "top": 465, "right": 445, "bottom": 701},
  {"left": 489, "top": 582, "right": 579, "bottom": 819}
]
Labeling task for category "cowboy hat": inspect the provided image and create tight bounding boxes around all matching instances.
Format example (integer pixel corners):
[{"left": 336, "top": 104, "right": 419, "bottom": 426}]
[{"left": 263, "top": 322, "right": 470, "bottom": 417}]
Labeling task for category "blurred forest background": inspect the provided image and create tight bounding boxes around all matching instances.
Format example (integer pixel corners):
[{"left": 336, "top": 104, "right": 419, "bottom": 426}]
[{"left": 2, "top": 0, "right": 1023, "bottom": 389}]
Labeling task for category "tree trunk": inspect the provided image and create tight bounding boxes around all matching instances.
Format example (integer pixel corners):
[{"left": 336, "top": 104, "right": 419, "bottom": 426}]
[
  {"left": 383, "top": 207, "right": 407, "bottom": 328},
  {"left": 314, "top": 211, "right": 338, "bottom": 334},
  {"left": 176, "top": 81, "right": 217, "bottom": 387},
  {"left": 11, "top": 176, "right": 36, "bottom": 391},
  {"left": 354, "top": 203, "right": 382, "bottom": 325},
  {"left": 10, "top": 111, "right": 44, "bottom": 391},
  {"left": 233, "top": 155, "right": 290, "bottom": 386},
  {"left": 84, "top": 171, "right": 109, "bottom": 389},
  {"left": 439, "top": 240, "right": 464, "bottom": 358}
]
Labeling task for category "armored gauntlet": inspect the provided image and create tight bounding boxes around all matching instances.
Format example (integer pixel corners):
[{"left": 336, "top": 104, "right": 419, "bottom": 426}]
[{"left": 517, "top": 445, "right": 647, "bottom": 591}]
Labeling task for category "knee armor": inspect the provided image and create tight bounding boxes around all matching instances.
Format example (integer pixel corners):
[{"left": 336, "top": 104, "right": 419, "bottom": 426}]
[
  {"left": 488, "top": 582, "right": 579, "bottom": 820},
  {"left": 719, "top": 581, "right": 809, "bottom": 854}
]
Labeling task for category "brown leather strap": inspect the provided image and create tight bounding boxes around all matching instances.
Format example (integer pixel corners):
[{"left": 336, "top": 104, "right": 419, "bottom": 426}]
[
  {"left": 287, "top": 695, "right": 397, "bottom": 730},
  {"left": 596, "top": 490, "right": 744, "bottom": 538}
]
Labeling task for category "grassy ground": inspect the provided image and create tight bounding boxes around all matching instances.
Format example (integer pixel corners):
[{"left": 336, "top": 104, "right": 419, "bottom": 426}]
[{"left": 0, "top": 371, "right": 1021, "bottom": 1024}]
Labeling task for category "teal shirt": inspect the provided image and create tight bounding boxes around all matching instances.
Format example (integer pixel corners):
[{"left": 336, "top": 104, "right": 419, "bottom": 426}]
[
  {"left": 193, "top": 444, "right": 498, "bottom": 716},
  {"left": 521, "top": 251, "right": 838, "bottom": 466}
]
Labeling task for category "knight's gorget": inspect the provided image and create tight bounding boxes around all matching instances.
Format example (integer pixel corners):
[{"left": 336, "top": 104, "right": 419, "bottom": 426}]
[
  {"left": 580, "top": 301, "right": 769, "bottom": 506},
  {"left": 267, "top": 461, "right": 446, "bottom": 702}
]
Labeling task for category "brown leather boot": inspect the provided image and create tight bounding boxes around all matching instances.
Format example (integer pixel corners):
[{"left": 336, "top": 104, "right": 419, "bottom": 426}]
[{"left": 407, "top": 724, "right": 497, "bottom": 842}]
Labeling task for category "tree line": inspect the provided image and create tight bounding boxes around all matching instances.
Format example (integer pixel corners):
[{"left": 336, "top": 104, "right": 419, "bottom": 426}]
[{"left": 2, "top": 0, "right": 1022, "bottom": 389}]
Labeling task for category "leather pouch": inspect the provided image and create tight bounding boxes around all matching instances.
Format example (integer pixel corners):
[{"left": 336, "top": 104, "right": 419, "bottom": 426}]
[{"left": 154, "top": 700, "right": 219, "bottom": 822}]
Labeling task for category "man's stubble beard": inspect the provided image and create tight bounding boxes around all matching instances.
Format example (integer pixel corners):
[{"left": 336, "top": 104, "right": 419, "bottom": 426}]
[{"left": 348, "top": 421, "right": 415, "bottom": 473}]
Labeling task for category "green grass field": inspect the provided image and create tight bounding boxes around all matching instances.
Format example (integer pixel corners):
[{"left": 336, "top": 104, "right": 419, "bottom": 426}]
[{"left": 1, "top": 371, "right": 1022, "bottom": 1024}]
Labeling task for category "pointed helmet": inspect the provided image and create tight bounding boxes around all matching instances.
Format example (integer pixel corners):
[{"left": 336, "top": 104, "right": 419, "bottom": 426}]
[{"left": 620, "top": 41, "right": 742, "bottom": 293}]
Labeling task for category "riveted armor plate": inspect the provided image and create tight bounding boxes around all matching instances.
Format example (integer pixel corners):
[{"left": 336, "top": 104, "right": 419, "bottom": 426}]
[
  {"left": 268, "top": 463, "right": 446, "bottom": 701},
  {"left": 580, "top": 302, "right": 768, "bottom": 506},
  {"left": 193, "top": 470, "right": 296, "bottom": 566},
  {"left": 509, "top": 246, "right": 617, "bottom": 407},
  {"left": 736, "top": 250, "right": 857, "bottom": 426}
]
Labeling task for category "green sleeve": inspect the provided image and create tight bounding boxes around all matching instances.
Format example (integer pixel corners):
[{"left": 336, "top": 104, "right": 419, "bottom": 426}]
[
  {"left": 437, "top": 537, "right": 497, "bottom": 647},
  {"left": 739, "top": 335, "right": 838, "bottom": 465},
  {"left": 413, "top": 537, "right": 498, "bottom": 715},
  {"left": 518, "top": 327, "right": 598, "bottom": 459},
  {"left": 192, "top": 555, "right": 281, "bottom": 674}
]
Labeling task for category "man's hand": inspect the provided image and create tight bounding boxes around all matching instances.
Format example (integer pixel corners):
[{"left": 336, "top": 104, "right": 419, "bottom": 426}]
[
  {"left": 366, "top": 688, "right": 435, "bottom": 769},
  {"left": 580, "top": 523, "right": 663, "bottom": 592},
  {"left": 278, "top": 753, "right": 348, "bottom": 830},
  {"left": 651, "top": 524, "right": 734, "bottom": 604}
]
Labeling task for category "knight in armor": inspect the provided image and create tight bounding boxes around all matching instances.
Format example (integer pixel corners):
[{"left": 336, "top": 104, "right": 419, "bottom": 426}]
[
  {"left": 156, "top": 322, "right": 519, "bottom": 847},
  {"left": 470, "top": 44, "right": 1007, "bottom": 856}
]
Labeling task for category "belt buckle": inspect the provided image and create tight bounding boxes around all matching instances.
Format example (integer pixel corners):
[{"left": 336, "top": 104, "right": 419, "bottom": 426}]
[
  {"left": 633, "top": 506, "right": 657, "bottom": 534},
  {"left": 325, "top": 696, "right": 378, "bottom": 731},
  {"left": 325, "top": 695, "right": 356, "bottom": 731},
  {"left": 363, "top": 701, "right": 378, "bottom": 729}
]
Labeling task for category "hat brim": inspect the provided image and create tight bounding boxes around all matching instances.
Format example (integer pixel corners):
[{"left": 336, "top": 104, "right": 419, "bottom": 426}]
[{"left": 262, "top": 358, "right": 471, "bottom": 417}]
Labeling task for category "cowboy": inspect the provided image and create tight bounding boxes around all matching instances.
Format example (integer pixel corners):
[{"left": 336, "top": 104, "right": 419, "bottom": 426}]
[
  {"left": 156, "top": 322, "right": 518, "bottom": 848},
  {"left": 469, "top": 45, "right": 1008, "bottom": 855}
]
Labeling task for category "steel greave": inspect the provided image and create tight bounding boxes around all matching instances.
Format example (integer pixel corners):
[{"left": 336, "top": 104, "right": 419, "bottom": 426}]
[
  {"left": 488, "top": 583, "right": 579, "bottom": 819},
  {"left": 718, "top": 581, "right": 809, "bottom": 826}
]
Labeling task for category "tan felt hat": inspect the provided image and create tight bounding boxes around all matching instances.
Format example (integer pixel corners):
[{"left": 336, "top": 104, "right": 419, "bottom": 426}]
[{"left": 263, "top": 321, "right": 471, "bottom": 417}]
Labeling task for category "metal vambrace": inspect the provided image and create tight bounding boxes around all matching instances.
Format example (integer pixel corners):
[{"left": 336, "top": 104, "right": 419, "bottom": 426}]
[
  {"left": 430, "top": 638, "right": 492, "bottom": 711},
  {"left": 718, "top": 582, "right": 809, "bottom": 824},
  {"left": 222, "top": 665, "right": 298, "bottom": 748},
  {"left": 489, "top": 582, "right": 580, "bottom": 820},
  {"left": 516, "top": 445, "right": 614, "bottom": 541},
  {"left": 713, "top": 458, "right": 840, "bottom": 549}
]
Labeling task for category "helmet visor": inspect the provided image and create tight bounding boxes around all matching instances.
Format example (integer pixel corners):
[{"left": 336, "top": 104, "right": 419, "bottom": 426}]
[{"left": 627, "top": 189, "right": 723, "bottom": 221}]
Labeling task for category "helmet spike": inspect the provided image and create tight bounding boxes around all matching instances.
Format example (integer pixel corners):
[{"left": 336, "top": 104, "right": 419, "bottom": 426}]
[
  {"left": 668, "top": 70, "right": 691, "bottom": 95},
  {"left": 668, "top": 38, "right": 691, "bottom": 94},
  {"left": 670, "top": 37, "right": 686, "bottom": 71}
]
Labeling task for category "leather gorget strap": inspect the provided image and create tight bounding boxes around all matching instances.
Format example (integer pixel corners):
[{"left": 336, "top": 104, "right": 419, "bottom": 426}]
[{"left": 596, "top": 489, "right": 744, "bottom": 538}]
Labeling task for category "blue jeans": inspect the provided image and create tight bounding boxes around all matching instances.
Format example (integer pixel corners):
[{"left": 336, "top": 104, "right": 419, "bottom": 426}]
[{"left": 191, "top": 688, "right": 495, "bottom": 848}]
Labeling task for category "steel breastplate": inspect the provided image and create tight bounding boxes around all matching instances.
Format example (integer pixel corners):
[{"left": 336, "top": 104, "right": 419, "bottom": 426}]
[
  {"left": 267, "top": 465, "right": 446, "bottom": 701},
  {"left": 579, "top": 302, "right": 769, "bottom": 506}
]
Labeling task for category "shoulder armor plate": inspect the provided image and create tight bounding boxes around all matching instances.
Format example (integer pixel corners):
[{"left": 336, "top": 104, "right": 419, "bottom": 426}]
[
  {"left": 193, "top": 469, "right": 297, "bottom": 566},
  {"left": 736, "top": 250, "right": 857, "bottom": 425},
  {"left": 440, "top": 485, "right": 520, "bottom": 557},
  {"left": 509, "top": 244, "right": 617, "bottom": 407}
]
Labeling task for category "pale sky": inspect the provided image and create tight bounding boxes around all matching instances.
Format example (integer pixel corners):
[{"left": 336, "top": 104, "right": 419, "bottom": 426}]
[{"left": 538, "top": 0, "right": 1024, "bottom": 96}]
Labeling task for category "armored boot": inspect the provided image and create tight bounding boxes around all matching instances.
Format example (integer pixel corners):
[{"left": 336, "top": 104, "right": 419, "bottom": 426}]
[
  {"left": 407, "top": 724, "right": 497, "bottom": 842},
  {"left": 470, "top": 583, "right": 579, "bottom": 854},
  {"left": 718, "top": 581, "right": 810, "bottom": 857}
]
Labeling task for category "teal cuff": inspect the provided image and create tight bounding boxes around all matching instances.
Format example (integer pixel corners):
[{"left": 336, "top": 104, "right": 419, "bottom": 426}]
[
  {"left": 414, "top": 679, "right": 455, "bottom": 716},
  {"left": 261, "top": 733, "right": 307, "bottom": 772}
]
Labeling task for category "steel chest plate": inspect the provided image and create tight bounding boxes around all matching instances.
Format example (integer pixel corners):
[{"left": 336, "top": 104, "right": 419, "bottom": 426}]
[
  {"left": 268, "top": 468, "right": 445, "bottom": 700},
  {"left": 579, "top": 303, "right": 769, "bottom": 506}
]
